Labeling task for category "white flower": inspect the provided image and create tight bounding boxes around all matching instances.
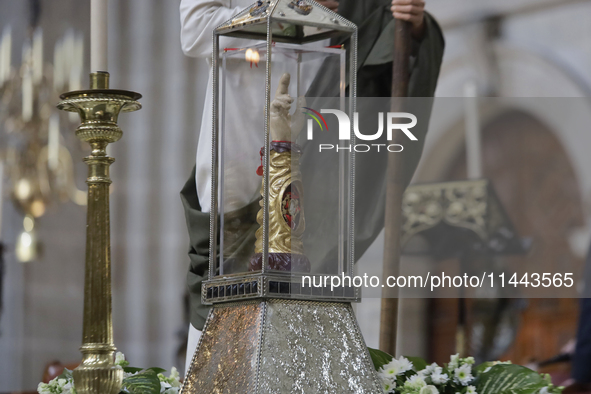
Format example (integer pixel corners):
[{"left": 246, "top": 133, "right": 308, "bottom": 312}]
[
  {"left": 419, "top": 385, "right": 439, "bottom": 394},
  {"left": 62, "top": 381, "right": 75, "bottom": 394},
  {"left": 397, "top": 356, "right": 414, "bottom": 374},
  {"left": 167, "top": 367, "right": 181, "bottom": 387},
  {"left": 37, "top": 376, "right": 77, "bottom": 394},
  {"left": 380, "top": 359, "right": 402, "bottom": 378},
  {"left": 407, "top": 375, "right": 426, "bottom": 387},
  {"left": 403, "top": 375, "right": 428, "bottom": 394},
  {"left": 466, "top": 385, "right": 478, "bottom": 394},
  {"left": 37, "top": 383, "right": 52, "bottom": 394},
  {"left": 454, "top": 364, "right": 473, "bottom": 386},
  {"left": 430, "top": 368, "right": 448, "bottom": 385},
  {"left": 424, "top": 363, "right": 439, "bottom": 376},
  {"left": 382, "top": 379, "right": 396, "bottom": 394},
  {"left": 160, "top": 381, "right": 172, "bottom": 394},
  {"left": 464, "top": 357, "right": 475, "bottom": 365},
  {"left": 449, "top": 353, "right": 460, "bottom": 370},
  {"left": 538, "top": 388, "right": 549, "bottom": 394},
  {"left": 115, "top": 352, "right": 126, "bottom": 366},
  {"left": 162, "top": 387, "right": 179, "bottom": 394},
  {"left": 158, "top": 367, "right": 182, "bottom": 393}
]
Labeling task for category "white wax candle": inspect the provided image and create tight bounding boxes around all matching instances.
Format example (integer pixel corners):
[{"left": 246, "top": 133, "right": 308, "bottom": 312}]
[
  {"left": 48, "top": 114, "right": 60, "bottom": 171},
  {"left": 69, "top": 34, "right": 84, "bottom": 91},
  {"left": 33, "top": 28, "right": 43, "bottom": 84},
  {"left": 1, "top": 26, "right": 12, "bottom": 86},
  {"left": 75, "top": 34, "right": 84, "bottom": 72},
  {"left": 463, "top": 80, "right": 483, "bottom": 179},
  {"left": 53, "top": 39, "right": 63, "bottom": 90},
  {"left": 6, "top": 27, "right": 11, "bottom": 82},
  {"left": 22, "top": 70, "right": 33, "bottom": 122},
  {"left": 22, "top": 44, "right": 33, "bottom": 122},
  {"left": 69, "top": 66, "right": 82, "bottom": 91},
  {"left": 91, "top": 0, "right": 108, "bottom": 73},
  {"left": 61, "top": 30, "right": 74, "bottom": 88}
]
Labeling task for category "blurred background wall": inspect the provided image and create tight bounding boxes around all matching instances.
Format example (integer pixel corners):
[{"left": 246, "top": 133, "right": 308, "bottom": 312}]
[{"left": 0, "top": 0, "right": 590, "bottom": 391}]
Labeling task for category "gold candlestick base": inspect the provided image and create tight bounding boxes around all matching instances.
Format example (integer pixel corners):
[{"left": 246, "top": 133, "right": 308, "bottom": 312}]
[{"left": 58, "top": 72, "right": 141, "bottom": 394}]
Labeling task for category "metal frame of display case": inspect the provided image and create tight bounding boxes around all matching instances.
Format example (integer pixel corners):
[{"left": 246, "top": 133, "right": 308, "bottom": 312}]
[{"left": 182, "top": 2, "right": 382, "bottom": 393}]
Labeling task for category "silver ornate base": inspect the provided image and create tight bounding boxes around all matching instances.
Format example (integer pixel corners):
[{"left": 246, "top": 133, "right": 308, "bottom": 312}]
[{"left": 181, "top": 299, "right": 382, "bottom": 393}]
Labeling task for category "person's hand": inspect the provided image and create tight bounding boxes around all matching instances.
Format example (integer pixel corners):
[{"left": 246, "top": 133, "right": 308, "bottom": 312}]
[
  {"left": 391, "top": 0, "right": 426, "bottom": 39},
  {"left": 316, "top": 0, "right": 339, "bottom": 12}
]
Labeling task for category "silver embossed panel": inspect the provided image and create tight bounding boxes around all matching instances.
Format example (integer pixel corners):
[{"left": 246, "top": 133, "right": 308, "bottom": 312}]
[
  {"left": 182, "top": 299, "right": 381, "bottom": 394},
  {"left": 258, "top": 300, "right": 382, "bottom": 393},
  {"left": 182, "top": 302, "right": 264, "bottom": 394}
]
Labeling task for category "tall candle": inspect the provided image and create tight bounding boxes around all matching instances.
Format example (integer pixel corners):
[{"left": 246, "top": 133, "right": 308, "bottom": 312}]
[
  {"left": 6, "top": 27, "right": 11, "bottom": 83},
  {"left": 22, "top": 44, "right": 33, "bottom": 122},
  {"left": 1, "top": 26, "right": 12, "bottom": 86},
  {"left": 463, "top": 80, "right": 483, "bottom": 179},
  {"left": 64, "top": 30, "right": 74, "bottom": 74},
  {"left": 22, "top": 70, "right": 33, "bottom": 122},
  {"left": 75, "top": 34, "right": 84, "bottom": 72},
  {"left": 48, "top": 114, "right": 60, "bottom": 171},
  {"left": 53, "top": 39, "right": 63, "bottom": 90},
  {"left": 69, "top": 66, "right": 82, "bottom": 91},
  {"left": 69, "top": 34, "right": 84, "bottom": 90},
  {"left": 91, "top": 0, "right": 108, "bottom": 72},
  {"left": 32, "top": 28, "right": 43, "bottom": 84}
]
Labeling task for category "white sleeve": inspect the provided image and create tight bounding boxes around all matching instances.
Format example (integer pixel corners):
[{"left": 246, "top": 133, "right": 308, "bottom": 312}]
[
  {"left": 179, "top": 0, "right": 246, "bottom": 58},
  {"left": 185, "top": 323, "right": 202, "bottom": 376}
]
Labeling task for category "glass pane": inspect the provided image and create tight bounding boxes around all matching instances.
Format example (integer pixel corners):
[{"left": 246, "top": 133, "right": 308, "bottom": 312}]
[{"left": 217, "top": 41, "right": 347, "bottom": 277}]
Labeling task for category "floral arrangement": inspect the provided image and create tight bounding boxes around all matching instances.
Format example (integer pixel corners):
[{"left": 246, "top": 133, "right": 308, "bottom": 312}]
[
  {"left": 368, "top": 348, "right": 563, "bottom": 394},
  {"left": 37, "top": 353, "right": 180, "bottom": 394}
]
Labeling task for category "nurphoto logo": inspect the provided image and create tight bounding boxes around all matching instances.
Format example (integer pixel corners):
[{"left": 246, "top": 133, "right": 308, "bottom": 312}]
[{"left": 304, "top": 108, "right": 418, "bottom": 152}]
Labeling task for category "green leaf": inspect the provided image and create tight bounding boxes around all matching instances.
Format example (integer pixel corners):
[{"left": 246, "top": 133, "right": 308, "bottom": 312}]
[
  {"left": 404, "top": 356, "right": 428, "bottom": 372},
  {"left": 123, "top": 367, "right": 144, "bottom": 374},
  {"left": 145, "top": 367, "right": 166, "bottom": 375},
  {"left": 475, "top": 361, "right": 499, "bottom": 375},
  {"left": 368, "top": 347, "right": 393, "bottom": 371},
  {"left": 121, "top": 371, "right": 161, "bottom": 394},
  {"left": 476, "top": 364, "right": 546, "bottom": 394},
  {"left": 57, "top": 368, "right": 74, "bottom": 380}
]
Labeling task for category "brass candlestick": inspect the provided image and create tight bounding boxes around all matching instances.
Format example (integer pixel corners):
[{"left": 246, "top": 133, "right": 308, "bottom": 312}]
[{"left": 57, "top": 72, "right": 141, "bottom": 394}]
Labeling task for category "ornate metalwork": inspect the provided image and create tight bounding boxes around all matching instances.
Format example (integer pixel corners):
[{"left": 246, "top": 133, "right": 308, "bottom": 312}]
[
  {"left": 217, "top": 0, "right": 356, "bottom": 44},
  {"left": 402, "top": 179, "right": 527, "bottom": 257},
  {"left": 250, "top": 1, "right": 271, "bottom": 17},
  {"left": 201, "top": 272, "right": 359, "bottom": 305},
  {"left": 181, "top": 300, "right": 382, "bottom": 394},
  {"left": 254, "top": 149, "right": 305, "bottom": 256},
  {"left": 287, "top": 1, "right": 313, "bottom": 15},
  {"left": 57, "top": 72, "right": 141, "bottom": 394}
]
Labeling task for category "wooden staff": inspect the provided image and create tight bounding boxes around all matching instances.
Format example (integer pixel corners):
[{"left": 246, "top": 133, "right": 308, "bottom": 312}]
[{"left": 379, "top": 18, "right": 412, "bottom": 356}]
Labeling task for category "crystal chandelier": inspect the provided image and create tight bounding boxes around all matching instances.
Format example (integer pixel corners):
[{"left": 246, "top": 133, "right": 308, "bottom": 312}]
[{"left": 0, "top": 25, "right": 87, "bottom": 263}]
